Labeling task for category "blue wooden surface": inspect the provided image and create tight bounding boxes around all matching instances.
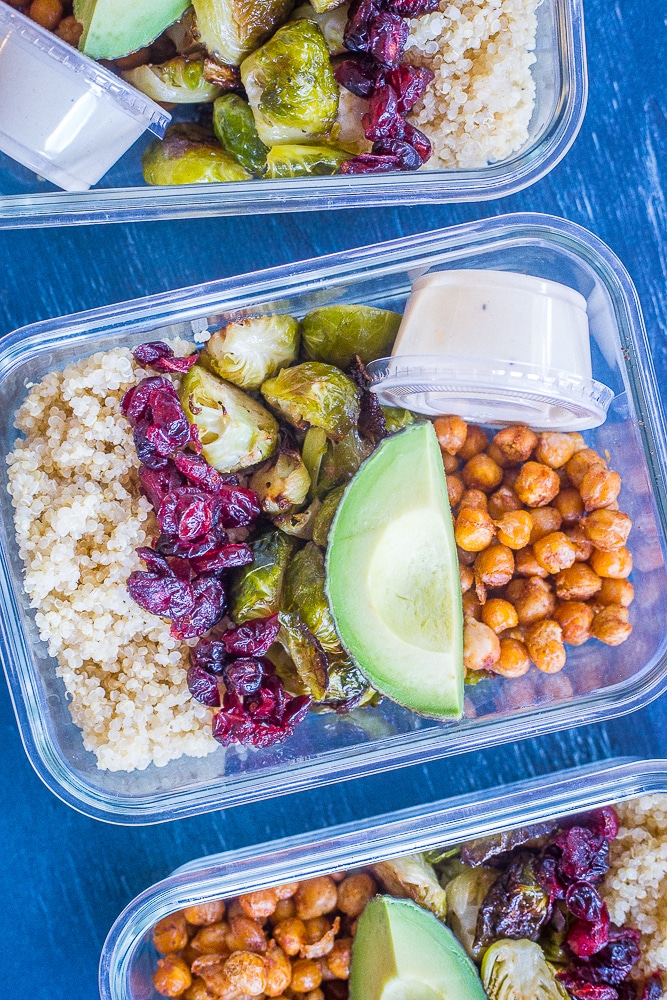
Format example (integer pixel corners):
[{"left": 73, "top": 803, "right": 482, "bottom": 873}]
[{"left": 1, "top": 2, "right": 666, "bottom": 997}]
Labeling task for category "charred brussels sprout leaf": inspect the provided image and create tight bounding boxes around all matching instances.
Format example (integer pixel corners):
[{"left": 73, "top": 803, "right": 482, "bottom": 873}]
[
  {"left": 250, "top": 443, "right": 311, "bottom": 515},
  {"left": 289, "top": 2, "right": 348, "bottom": 52},
  {"left": 461, "top": 822, "right": 559, "bottom": 868},
  {"left": 143, "top": 123, "right": 252, "bottom": 185},
  {"left": 315, "top": 426, "right": 373, "bottom": 496},
  {"left": 201, "top": 314, "right": 299, "bottom": 389},
  {"left": 241, "top": 20, "right": 339, "bottom": 145},
  {"left": 231, "top": 531, "right": 294, "bottom": 622},
  {"left": 445, "top": 867, "right": 499, "bottom": 960},
  {"left": 382, "top": 405, "right": 417, "bottom": 434},
  {"left": 265, "top": 143, "right": 348, "bottom": 178},
  {"left": 284, "top": 541, "right": 341, "bottom": 652},
  {"left": 122, "top": 57, "right": 224, "bottom": 103},
  {"left": 317, "top": 653, "right": 374, "bottom": 710},
  {"left": 261, "top": 362, "right": 360, "bottom": 442},
  {"left": 180, "top": 365, "right": 278, "bottom": 473},
  {"left": 312, "top": 485, "right": 345, "bottom": 547},
  {"left": 373, "top": 855, "right": 448, "bottom": 922},
  {"left": 481, "top": 939, "right": 570, "bottom": 1000},
  {"left": 213, "top": 94, "right": 269, "bottom": 175},
  {"left": 277, "top": 611, "right": 328, "bottom": 699},
  {"left": 273, "top": 498, "right": 322, "bottom": 539},
  {"left": 301, "top": 304, "right": 401, "bottom": 368},
  {"left": 475, "top": 852, "right": 551, "bottom": 952},
  {"left": 193, "top": 0, "right": 295, "bottom": 66}
]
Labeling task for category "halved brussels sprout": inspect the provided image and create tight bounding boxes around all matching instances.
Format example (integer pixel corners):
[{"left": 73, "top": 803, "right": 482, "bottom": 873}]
[
  {"left": 192, "top": 0, "right": 295, "bottom": 66},
  {"left": 316, "top": 426, "right": 374, "bottom": 496},
  {"left": 382, "top": 405, "right": 417, "bottom": 434},
  {"left": 261, "top": 362, "right": 360, "bottom": 442},
  {"left": 143, "top": 123, "right": 251, "bottom": 185},
  {"left": 460, "top": 822, "right": 559, "bottom": 868},
  {"left": 180, "top": 364, "right": 278, "bottom": 473},
  {"left": 241, "top": 20, "right": 339, "bottom": 145},
  {"left": 445, "top": 867, "right": 499, "bottom": 960},
  {"left": 317, "top": 652, "right": 374, "bottom": 709},
  {"left": 302, "top": 426, "right": 328, "bottom": 496},
  {"left": 277, "top": 611, "right": 328, "bottom": 699},
  {"left": 273, "top": 498, "right": 322, "bottom": 539},
  {"left": 231, "top": 530, "right": 294, "bottom": 622},
  {"left": 284, "top": 541, "right": 341, "bottom": 653},
  {"left": 481, "top": 940, "right": 570, "bottom": 1000},
  {"left": 201, "top": 314, "right": 299, "bottom": 389},
  {"left": 289, "top": 2, "right": 348, "bottom": 53},
  {"left": 301, "top": 303, "right": 402, "bottom": 368},
  {"left": 265, "top": 144, "right": 348, "bottom": 178},
  {"left": 311, "top": 485, "right": 345, "bottom": 547},
  {"left": 122, "top": 57, "right": 223, "bottom": 103},
  {"left": 373, "top": 855, "right": 448, "bottom": 922},
  {"left": 250, "top": 443, "right": 311, "bottom": 515},
  {"left": 475, "top": 853, "right": 550, "bottom": 951},
  {"left": 213, "top": 94, "right": 269, "bottom": 175}
]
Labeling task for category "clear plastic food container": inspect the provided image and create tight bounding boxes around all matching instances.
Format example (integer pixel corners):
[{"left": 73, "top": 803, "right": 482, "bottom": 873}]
[
  {"left": 0, "top": 0, "right": 586, "bottom": 227},
  {"left": 1, "top": 213, "right": 666, "bottom": 824},
  {"left": 99, "top": 755, "right": 667, "bottom": 1000}
]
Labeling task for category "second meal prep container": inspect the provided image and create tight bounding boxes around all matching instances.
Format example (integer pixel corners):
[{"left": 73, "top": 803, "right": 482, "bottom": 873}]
[
  {"left": 0, "top": 0, "right": 586, "bottom": 228},
  {"left": 99, "top": 756, "right": 667, "bottom": 1000},
  {"left": 1, "top": 212, "right": 666, "bottom": 823}
]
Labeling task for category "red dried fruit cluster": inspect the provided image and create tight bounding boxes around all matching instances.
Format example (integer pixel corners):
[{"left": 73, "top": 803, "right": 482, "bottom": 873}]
[
  {"left": 133, "top": 341, "right": 200, "bottom": 375},
  {"left": 336, "top": 0, "right": 435, "bottom": 174},
  {"left": 188, "top": 616, "right": 312, "bottom": 747}
]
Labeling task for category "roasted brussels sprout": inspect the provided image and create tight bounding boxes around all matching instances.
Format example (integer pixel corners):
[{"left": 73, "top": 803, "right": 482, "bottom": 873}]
[
  {"left": 461, "top": 822, "right": 559, "bottom": 868},
  {"left": 284, "top": 541, "right": 341, "bottom": 652},
  {"left": 250, "top": 441, "right": 311, "bottom": 515},
  {"left": 192, "top": 0, "right": 295, "bottom": 65},
  {"left": 481, "top": 939, "right": 570, "bottom": 1000},
  {"left": 475, "top": 853, "right": 551, "bottom": 951},
  {"left": 273, "top": 498, "right": 322, "bottom": 539},
  {"left": 122, "top": 57, "right": 224, "bottom": 103},
  {"left": 317, "top": 652, "right": 374, "bottom": 709},
  {"left": 143, "top": 124, "right": 251, "bottom": 185},
  {"left": 316, "top": 426, "right": 374, "bottom": 496},
  {"left": 213, "top": 94, "right": 269, "bottom": 175},
  {"left": 261, "top": 362, "right": 360, "bottom": 442},
  {"left": 373, "top": 855, "right": 448, "bottom": 922},
  {"left": 301, "top": 304, "right": 402, "bottom": 368},
  {"left": 265, "top": 144, "right": 348, "bottom": 178},
  {"left": 331, "top": 86, "right": 372, "bottom": 154},
  {"left": 289, "top": 2, "right": 348, "bottom": 52},
  {"left": 302, "top": 426, "right": 328, "bottom": 495},
  {"left": 277, "top": 611, "right": 328, "bottom": 699},
  {"left": 445, "top": 867, "right": 499, "bottom": 960},
  {"left": 312, "top": 485, "right": 345, "bottom": 547},
  {"left": 382, "top": 405, "right": 417, "bottom": 434},
  {"left": 241, "top": 20, "right": 339, "bottom": 145},
  {"left": 180, "top": 364, "right": 278, "bottom": 473},
  {"left": 201, "top": 314, "right": 299, "bottom": 389},
  {"left": 231, "top": 530, "right": 294, "bottom": 622}
]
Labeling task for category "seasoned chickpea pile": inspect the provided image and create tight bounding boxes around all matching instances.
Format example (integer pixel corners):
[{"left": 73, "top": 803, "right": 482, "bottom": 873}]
[
  {"left": 4, "top": 0, "right": 83, "bottom": 45},
  {"left": 152, "top": 872, "right": 377, "bottom": 999},
  {"left": 434, "top": 417, "right": 634, "bottom": 680}
]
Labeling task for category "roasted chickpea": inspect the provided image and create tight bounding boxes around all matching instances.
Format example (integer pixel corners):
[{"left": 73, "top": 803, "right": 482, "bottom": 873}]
[
  {"left": 238, "top": 888, "right": 279, "bottom": 920},
  {"left": 494, "top": 637, "right": 531, "bottom": 678},
  {"left": 459, "top": 488, "right": 488, "bottom": 511},
  {"left": 553, "top": 601, "right": 594, "bottom": 646},
  {"left": 446, "top": 473, "right": 464, "bottom": 508},
  {"left": 273, "top": 918, "right": 307, "bottom": 956},
  {"left": 565, "top": 523, "right": 594, "bottom": 561},
  {"left": 305, "top": 990, "right": 326, "bottom": 1000},
  {"left": 56, "top": 13, "right": 83, "bottom": 44},
  {"left": 462, "top": 453, "right": 503, "bottom": 493},
  {"left": 226, "top": 899, "right": 244, "bottom": 920},
  {"left": 598, "top": 578, "right": 635, "bottom": 607},
  {"left": 553, "top": 487, "right": 585, "bottom": 524},
  {"left": 514, "top": 545, "right": 549, "bottom": 579},
  {"left": 459, "top": 423, "right": 489, "bottom": 460},
  {"left": 493, "top": 425, "right": 538, "bottom": 464},
  {"left": 589, "top": 546, "right": 633, "bottom": 579},
  {"left": 294, "top": 877, "right": 338, "bottom": 920},
  {"left": 304, "top": 917, "right": 332, "bottom": 945},
  {"left": 486, "top": 442, "right": 513, "bottom": 469},
  {"left": 503, "top": 466, "right": 521, "bottom": 490},
  {"left": 514, "top": 461, "right": 560, "bottom": 507},
  {"left": 273, "top": 897, "right": 297, "bottom": 922},
  {"left": 535, "top": 432, "right": 577, "bottom": 469},
  {"left": 190, "top": 922, "right": 229, "bottom": 956},
  {"left": 508, "top": 576, "right": 556, "bottom": 626},
  {"left": 555, "top": 563, "right": 602, "bottom": 601},
  {"left": 275, "top": 882, "right": 300, "bottom": 899},
  {"left": 183, "top": 979, "right": 212, "bottom": 1000},
  {"left": 565, "top": 448, "right": 606, "bottom": 488},
  {"left": 580, "top": 467, "right": 622, "bottom": 512},
  {"left": 264, "top": 943, "right": 292, "bottom": 996},
  {"left": 533, "top": 531, "right": 577, "bottom": 574},
  {"left": 327, "top": 939, "right": 352, "bottom": 980},
  {"left": 487, "top": 485, "right": 523, "bottom": 519},
  {"left": 184, "top": 901, "right": 225, "bottom": 926},
  {"left": 434, "top": 415, "right": 467, "bottom": 455},
  {"left": 583, "top": 509, "right": 632, "bottom": 551},
  {"left": 190, "top": 955, "right": 235, "bottom": 996},
  {"left": 525, "top": 620, "right": 566, "bottom": 673},
  {"left": 291, "top": 959, "right": 323, "bottom": 993},
  {"left": 529, "top": 506, "right": 563, "bottom": 542},
  {"left": 455, "top": 507, "right": 496, "bottom": 552},
  {"left": 591, "top": 605, "right": 633, "bottom": 645},
  {"left": 474, "top": 544, "right": 515, "bottom": 589},
  {"left": 568, "top": 432, "right": 587, "bottom": 453},
  {"left": 224, "top": 951, "right": 266, "bottom": 996},
  {"left": 463, "top": 618, "right": 501, "bottom": 672},
  {"left": 226, "top": 916, "right": 267, "bottom": 953},
  {"left": 460, "top": 564, "right": 474, "bottom": 594},
  {"left": 153, "top": 955, "right": 193, "bottom": 998},
  {"left": 153, "top": 913, "right": 189, "bottom": 955},
  {"left": 336, "top": 873, "right": 376, "bottom": 917},
  {"left": 29, "top": 0, "right": 63, "bottom": 29},
  {"left": 457, "top": 544, "right": 476, "bottom": 566},
  {"left": 494, "top": 509, "right": 533, "bottom": 550},
  {"left": 442, "top": 451, "right": 459, "bottom": 474},
  {"left": 462, "top": 590, "right": 483, "bottom": 621},
  {"left": 481, "top": 598, "right": 518, "bottom": 634}
]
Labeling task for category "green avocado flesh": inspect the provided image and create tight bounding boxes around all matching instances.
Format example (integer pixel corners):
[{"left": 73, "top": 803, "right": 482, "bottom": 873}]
[
  {"left": 74, "top": 0, "right": 189, "bottom": 59},
  {"left": 350, "top": 897, "right": 487, "bottom": 1000},
  {"left": 325, "top": 421, "right": 463, "bottom": 720}
]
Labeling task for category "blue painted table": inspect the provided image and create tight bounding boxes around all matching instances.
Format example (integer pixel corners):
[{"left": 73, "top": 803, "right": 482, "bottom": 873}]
[{"left": 1, "top": 1, "right": 666, "bottom": 996}]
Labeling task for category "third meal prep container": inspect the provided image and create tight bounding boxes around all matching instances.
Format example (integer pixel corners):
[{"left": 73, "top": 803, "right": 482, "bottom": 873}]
[
  {"left": 0, "top": 0, "right": 586, "bottom": 228},
  {"left": 99, "top": 756, "right": 667, "bottom": 1000},
  {"left": 0, "top": 212, "right": 666, "bottom": 824}
]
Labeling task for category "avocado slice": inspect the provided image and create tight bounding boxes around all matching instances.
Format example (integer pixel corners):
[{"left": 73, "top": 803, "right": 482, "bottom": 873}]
[
  {"left": 349, "top": 896, "right": 487, "bottom": 1000},
  {"left": 74, "top": 0, "right": 190, "bottom": 60},
  {"left": 325, "top": 421, "right": 463, "bottom": 720}
]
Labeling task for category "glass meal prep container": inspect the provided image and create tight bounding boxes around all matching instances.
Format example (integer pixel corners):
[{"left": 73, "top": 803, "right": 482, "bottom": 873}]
[
  {"left": 99, "top": 755, "right": 667, "bottom": 1000},
  {"left": 1, "top": 212, "right": 666, "bottom": 825},
  {"left": 0, "top": 0, "right": 586, "bottom": 229}
]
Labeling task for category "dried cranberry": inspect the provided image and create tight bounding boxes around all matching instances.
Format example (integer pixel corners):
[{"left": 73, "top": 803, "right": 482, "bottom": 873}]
[
  {"left": 133, "top": 342, "right": 199, "bottom": 374},
  {"left": 158, "top": 488, "right": 210, "bottom": 537},
  {"left": 223, "top": 615, "right": 281, "bottom": 657},
  {"left": 127, "top": 572, "right": 195, "bottom": 619},
  {"left": 367, "top": 10, "right": 409, "bottom": 67},
  {"left": 187, "top": 664, "right": 221, "bottom": 707},
  {"left": 216, "top": 486, "right": 261, "bottom": 528},
  {"left": 334, "top": 54, "right": 384, "bottom": 97},
  {"left": 567, "top": 908, "right": 610, "bottom": 958},
  {"left": 571, "top": 926, "right": 642, "bottom": 986},
  {"left": 557, "top": 975, "right": 618, "bottom": 1000},
  {"left": 190, "top": 543, "right": 254, "bottom": 575},
  {"left": 372, "top": 137, "right": 422, "bottom": 169},
  {"left": 133, "top": 421, "right": 169, "bottom": 469},
  {"left": 121, "top": 376, "right": 174, "bottom": 425},
  {"left": 362, "top": 86, "right": 399, "bottom": 139},
  {"left": 536, "top": 854, "right": 568, "bottom": 901},
  {"left": 387, "top": 0, "right": 440, "bottom": 15},
  {"left": 170, "top": 575, "right": 227, "bottom": 640},
  {"left": 401, "top": 120, "right": 432, "bottom": 162},
  {"left": 639, "top": 974, "right": 665, "bottom": 1000},
  {"left": 386, "top": 64, "right": 434, "bottom": 112},
  {"left": 341, "top": 153, "right": 400, "bottom": 173},
  {"left": 565, "top": 807, "right": 620, "bottom": 841},
  {"left": 566, "top": 882, "right": 606, "bottom": 922},
  {"left": 224, "top": 658, "right": 267, "bottom": 696},
  {"left": 148, "top": 388, "right": 191, "bottom": 448},
  {"left": 191, "top": 638, "right": 228, "bottom": 676},
  {"left": 556, "top": 827, "right": 610, "bottom": 882},
  {"left": 173, "top": 451, "right": 227, "bottom": 493},
  {"left": 139, "top": 463, "right": 185, "bottom": 511},
  {"left": 344, "top": 0, "right": 380, "bottom": 53},
  {"left": 211, "top": 672, "right": 311, "bottom": 748},
  {"left": 135, "top": 545, "right": 171, "bottom": 577},
  {"left": 178, "top": 498, "right": 213, "bottom": 542}
]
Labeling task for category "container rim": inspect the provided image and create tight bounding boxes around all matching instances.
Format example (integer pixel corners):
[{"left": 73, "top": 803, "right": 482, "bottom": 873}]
[
  {"left": 0, "top": 0, "right": 587, "bottom": 228},
  {"left": 2, "top": 212, "right": 667, "bottom": 825},
  {"left": 98, "top": 756, "right": 667, "bottom": 1000}
]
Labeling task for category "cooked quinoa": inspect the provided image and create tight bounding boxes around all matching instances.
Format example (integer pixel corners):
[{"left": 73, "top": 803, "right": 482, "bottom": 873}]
[
  {"left": 602, "top": 795, "right": 667, "bottom": 988},
  {"left": 406, "top": 0, "right": 538, "bottom": 168},
  {"left": 5, "top": 347, "right": 217, "bottom": 772}
]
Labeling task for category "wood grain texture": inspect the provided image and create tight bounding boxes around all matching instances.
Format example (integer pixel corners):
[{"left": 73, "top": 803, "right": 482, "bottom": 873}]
[{"left": 1, "top": 1, "right": 667, "bottom": 997}]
